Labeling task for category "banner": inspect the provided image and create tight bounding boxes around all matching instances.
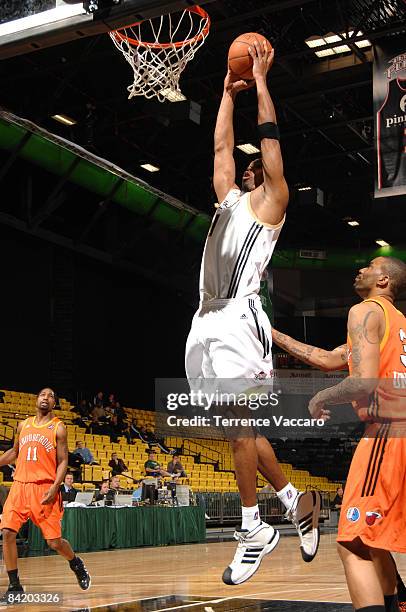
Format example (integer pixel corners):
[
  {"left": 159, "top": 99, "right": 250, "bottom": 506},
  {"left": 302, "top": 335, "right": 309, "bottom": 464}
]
[{"left": 374, "top": 40, "right": 406, "bottom": 198}]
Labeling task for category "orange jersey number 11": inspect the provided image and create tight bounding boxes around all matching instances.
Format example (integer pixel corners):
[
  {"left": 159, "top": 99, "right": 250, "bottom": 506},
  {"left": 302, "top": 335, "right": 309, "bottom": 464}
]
[{"left": 26, "top": 446, "right": 38, "bottom": 462}]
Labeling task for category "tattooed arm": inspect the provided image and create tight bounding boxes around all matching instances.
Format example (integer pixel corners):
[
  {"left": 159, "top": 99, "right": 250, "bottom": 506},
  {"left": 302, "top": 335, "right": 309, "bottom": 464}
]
[
  {"left": 272, "top": 328, "right": 348, "bottom": 371},
  {"left": 309, "top": 301, "right": 383, "bottom": 418}
]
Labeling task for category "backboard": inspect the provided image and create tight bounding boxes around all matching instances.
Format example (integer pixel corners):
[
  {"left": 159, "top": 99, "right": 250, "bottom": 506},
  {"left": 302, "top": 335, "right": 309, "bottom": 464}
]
[{"left": 0, "top": 0, "right": 211, "bottom": 59}]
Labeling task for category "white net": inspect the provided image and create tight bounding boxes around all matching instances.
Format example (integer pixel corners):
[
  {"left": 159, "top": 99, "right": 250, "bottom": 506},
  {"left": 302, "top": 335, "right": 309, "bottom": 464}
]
[{"left": 109, "top": 7, "right": 210, "bottom": 103}]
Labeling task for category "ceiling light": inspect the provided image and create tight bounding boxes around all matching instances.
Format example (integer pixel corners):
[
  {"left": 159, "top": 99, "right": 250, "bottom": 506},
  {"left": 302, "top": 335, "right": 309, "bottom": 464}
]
[
  {"left": 298, "top": 186, "right": 312, "bottom": 191},
  {"left": 237, "top": 143, "right": 260, "bottom": 154},
  {"left": 0, "top": 4, "right": 86, "bottom": 37},
  {"left": 347, "top": 220, "right": 360, "bottom": 226},
  {"left": 332, "top": 44, "right": 351, "bottom": 53},
  {"left": 305, "top": 36, "right": 325, "bottom": 48},
  {"left": 355, "top": 39, "right": 372, "bottom": 48},
  {"left": 376, "top": 239, "right": 390, "bottom": 247},
  {"left": 315, "top": 48, "right": 335, "bottom": 58},
  {"left": 324, "top": 33, "right": 341, "bottom": 44},
  {"left": 51, "top": 114, "right": 77, "bottom": 126},
  {"left": 140, "top": 163, "right": 160, "bottom": 172},
  {"left": 160, "top": 88, "right": 186, "bottom": 102}
]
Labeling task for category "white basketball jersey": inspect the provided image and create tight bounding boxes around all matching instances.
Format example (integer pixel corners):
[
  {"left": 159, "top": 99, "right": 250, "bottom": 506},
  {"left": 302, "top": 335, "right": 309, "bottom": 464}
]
[{"left": 199, "top": 189, "right": 284, "bottom": 302}]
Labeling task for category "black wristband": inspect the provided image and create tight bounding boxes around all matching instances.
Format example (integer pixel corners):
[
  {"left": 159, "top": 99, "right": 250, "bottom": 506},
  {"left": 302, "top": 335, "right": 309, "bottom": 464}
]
[{"left": 258, "top": 122, "right": 280, "bottom": 140}]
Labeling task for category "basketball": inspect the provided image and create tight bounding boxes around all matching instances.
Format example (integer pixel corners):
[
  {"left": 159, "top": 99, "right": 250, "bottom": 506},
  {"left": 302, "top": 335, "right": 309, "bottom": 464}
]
[{"left": 228, "top": 32, "right": 273, "bottom": 80}]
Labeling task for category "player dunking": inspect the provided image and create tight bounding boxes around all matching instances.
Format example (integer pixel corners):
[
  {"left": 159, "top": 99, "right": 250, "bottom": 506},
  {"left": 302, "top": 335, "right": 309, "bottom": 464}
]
[
  {"left": 185, "top": 40, "right": 320, "bottom": 586},
  {"left": 272, "top": 256, "right": 406, "bottom": 611},
  {"left": 0, "top": 388, "right": 91, "bottom": 601}
]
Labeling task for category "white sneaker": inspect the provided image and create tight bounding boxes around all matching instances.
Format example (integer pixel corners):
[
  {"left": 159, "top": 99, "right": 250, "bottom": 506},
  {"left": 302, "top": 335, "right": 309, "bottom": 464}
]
[
  {"left": 222, "top": 521, "right": 280, "bottom": 585},
  {"left": 287, "top": 490, "right": 321, "bottom": 562}
]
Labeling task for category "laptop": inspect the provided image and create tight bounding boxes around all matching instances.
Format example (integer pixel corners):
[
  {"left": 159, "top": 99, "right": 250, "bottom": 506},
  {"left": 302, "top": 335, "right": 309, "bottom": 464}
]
[
  {"left": 115, "top": 494, "right": 132, "bottom": 507},
  {"left": 75, "top": 491, "right": 94, "bottom": 506}
]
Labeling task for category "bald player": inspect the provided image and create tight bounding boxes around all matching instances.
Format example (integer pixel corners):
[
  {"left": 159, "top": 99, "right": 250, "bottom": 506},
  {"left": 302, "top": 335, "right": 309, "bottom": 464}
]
[{"left": 272, "top": 256, "right": 406, "bottom": 612}]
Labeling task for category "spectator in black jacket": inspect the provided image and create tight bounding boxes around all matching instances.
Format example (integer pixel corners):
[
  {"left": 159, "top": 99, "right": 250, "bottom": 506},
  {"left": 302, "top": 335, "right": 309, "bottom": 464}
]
[
  {"left": 108, "top": 453, "right": 128, "bottom": 476},
  {"left": 60, "top": 473, "right": 79, "bottom": 502}
]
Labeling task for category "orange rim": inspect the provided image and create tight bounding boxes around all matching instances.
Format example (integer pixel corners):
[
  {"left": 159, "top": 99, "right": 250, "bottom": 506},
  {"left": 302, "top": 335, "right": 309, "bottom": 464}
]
[{"left": 110, "top": 6, "right": 211, "bottom": 49}]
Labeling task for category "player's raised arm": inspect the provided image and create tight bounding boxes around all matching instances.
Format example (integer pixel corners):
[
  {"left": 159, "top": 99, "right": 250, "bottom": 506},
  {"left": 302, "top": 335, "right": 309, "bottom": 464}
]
[
  {"left": 213, "top": 72, "right": 252, "bottom": 204},
  {"left": 272, "top": 328, "right": 348, "bottom": 371},
  {"left": 249, "top": 41, "right": 288, "bottom": 226},
  {"left": 0, "top": 421, "right": 22, "bottom": 467}
]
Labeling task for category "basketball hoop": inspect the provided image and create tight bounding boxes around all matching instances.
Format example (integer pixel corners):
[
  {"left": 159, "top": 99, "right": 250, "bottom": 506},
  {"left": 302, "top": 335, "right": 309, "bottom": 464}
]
[{"left": 109, "top": 6, "right": 210, "bottom": 103}]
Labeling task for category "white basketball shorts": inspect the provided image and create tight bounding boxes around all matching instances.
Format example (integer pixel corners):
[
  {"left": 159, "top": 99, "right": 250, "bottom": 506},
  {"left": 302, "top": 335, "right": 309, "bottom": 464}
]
[{"left": 185, "top": 295, "right": 273, "bottom": 382}]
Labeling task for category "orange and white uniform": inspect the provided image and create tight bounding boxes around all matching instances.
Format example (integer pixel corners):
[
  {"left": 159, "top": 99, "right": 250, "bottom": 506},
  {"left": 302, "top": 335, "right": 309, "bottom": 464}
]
[
  {"left": 0, "top": 416, "right": 64, "bottom": 540},
  {"left": 338, "top": 296, "right": 406, "bottom": 552}
]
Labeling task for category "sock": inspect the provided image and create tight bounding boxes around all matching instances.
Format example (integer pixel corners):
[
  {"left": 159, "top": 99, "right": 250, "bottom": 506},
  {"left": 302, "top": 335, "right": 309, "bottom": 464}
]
[
  {"left": 276, "top": 482, "right": 298, "bottom": 511},
  {"left": 384, "top": 594, "right": 399, "bottom": 611},
  {"left": 396, "top": 570, "right": 406, "bottom": 600},
  {"left": 69, "top": 556, "right": 78, "bottom": 569},
  {"left": 355, "top": 607, "right": 385, "bottom": 611},
  {"left": 241, "top": 504, "right": 261, "bottom": 531},
  {"left": 7, "top": 569, "right": 20, "bottom": 587}
]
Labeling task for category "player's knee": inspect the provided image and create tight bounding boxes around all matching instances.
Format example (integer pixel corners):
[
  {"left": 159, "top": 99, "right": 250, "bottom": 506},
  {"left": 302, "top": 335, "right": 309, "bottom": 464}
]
[
  {"left": 2, "top": 528, "right": 17, "bottom": 543},
  {"left": 46, "top": 538, "right": 62, "bottom": 551},
  {"left": 229, "top": 437, "right": 254, "bottom": 451}
]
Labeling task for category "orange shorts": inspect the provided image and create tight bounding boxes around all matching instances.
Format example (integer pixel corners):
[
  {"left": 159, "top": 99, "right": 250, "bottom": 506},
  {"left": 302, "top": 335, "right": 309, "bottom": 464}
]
[
  {"left": 337, "top": 422, "right": 406, "bottom": 552},
  {"left": 0, "top": 481, "right": 63, "bottom": 540}
]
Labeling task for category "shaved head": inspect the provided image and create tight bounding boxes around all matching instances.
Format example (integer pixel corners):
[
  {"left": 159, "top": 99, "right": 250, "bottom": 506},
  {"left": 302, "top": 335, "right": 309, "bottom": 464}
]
[{"left": 380, "top": 256, "right": 406, "bottom": 298}]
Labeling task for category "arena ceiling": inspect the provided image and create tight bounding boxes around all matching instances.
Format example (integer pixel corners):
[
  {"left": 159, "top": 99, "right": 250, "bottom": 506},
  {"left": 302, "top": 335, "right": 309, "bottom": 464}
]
[{"left": 0, "top": 0, "right": 405, "bottom": 289}]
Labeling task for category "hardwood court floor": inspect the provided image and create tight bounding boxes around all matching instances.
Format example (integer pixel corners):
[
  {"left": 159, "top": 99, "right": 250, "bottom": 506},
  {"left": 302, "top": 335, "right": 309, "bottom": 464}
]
[{"left": 1, "top": 534, "right": 405, "bottom": 610}]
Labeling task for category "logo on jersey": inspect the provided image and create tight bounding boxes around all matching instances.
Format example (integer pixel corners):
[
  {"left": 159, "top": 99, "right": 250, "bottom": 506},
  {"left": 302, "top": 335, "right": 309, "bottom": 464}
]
[
  {"left": 240, "top": 314, "right": 248, "bottom": 319},
  {"left": 365, "top": 511, "right": 382, "bottom": 526},
  {"left": 401, "top": 94, "right": 406, "bottom": 113},
  {"left": 346, "top": 507, "right": 360, "bottom": 522},
  {"left": 219, "top": 189, "right": 240, "bottom": 210},
  {"left": 254, "top": 371, "right": 267, "bottom": 380},
  {"left": 47, "top": 423, "right": 56, "bottom": 430}
]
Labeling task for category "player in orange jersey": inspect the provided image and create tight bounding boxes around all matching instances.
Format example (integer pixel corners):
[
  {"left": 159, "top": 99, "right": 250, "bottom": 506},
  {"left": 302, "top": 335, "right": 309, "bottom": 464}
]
[
  {"left": 272, "top": 256, "right": 406, "bottom": 612},
  {"left": 0, "top": 388, "right": 91, "bottom": 601}
]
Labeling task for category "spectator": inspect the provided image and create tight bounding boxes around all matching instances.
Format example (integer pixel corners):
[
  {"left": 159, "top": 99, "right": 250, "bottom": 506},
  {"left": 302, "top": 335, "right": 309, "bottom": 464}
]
[
  {"left": 108, "top": 415, "right": 131, "bottom": 444},
  {"left": 167, "top": 454, "right": 187, "bottom": 478},
  {"left": 73, "top": 399, "right": 90, "bottom": 418},
  {"left": 129, "top": 419, "right": 141, "bottom": 441},
  {"left": 108, "top": 452, "right": 128, "bottom": 476},
  {"left": 114, "top": 402, "right": 126, "bottom": 423},
  {"left": 67, "top": 451, "right": 84, "bottom": 482},
  {"left": 60, "top": 473, "right": 78, "bottom": 503},
  {"left": 144, "top": 451, "right": 171, "bottom": 478},
  {"left": 107, "top": 393, "right": 116, "bottom": 408},
  {"left": 91, "top": 404, "right": 106, "bottom": 421},
  {"left": 332, "top": 486, "right": 344, "bottom": 510},
  {"left": 73, "top": 441, "right": 98, "bottom": 465},
  {"left": 85, "top": 415, "right": 103, "bottom": 436},
  {"left": 145, "top": 429, "right": 173, "bottom": 454},
  {"left": 93, "top": 390, "right": 104, "bottom": 408}
]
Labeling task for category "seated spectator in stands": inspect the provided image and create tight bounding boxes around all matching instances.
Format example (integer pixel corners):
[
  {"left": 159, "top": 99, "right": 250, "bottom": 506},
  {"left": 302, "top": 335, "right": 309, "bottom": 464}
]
[
  {"left": 93, "top": 390, "right": 104, "bottom": 408},
  {"left": 108, "top": 415, "right": 131, "bottom": 444},
  {"left": 108, "top": 452, "right": 128, "bottom": 476},
  {"left": 73, "top": 399, "right": 90, "bottom": 418},
  {"left": 0, "top": 390, "right": 5, "bottom": 403},
  {"left": 86, "top": 415, "right": 103, "bottom": 436},
  {"left": 60, "top": 472, "right": 78, "bottom": 503},
  {"left": 332, "top": 486, "right": 344, "bottom": 510},
  {"left": 145, "top": 429, "right": 173, "bottom": 454},
  {"left": 92, "top": 404, "right": 106, "bottom": 421},
  {"left": 67, "top": 451, "right": 84, "bottom": 482},
  {"left": 114, "top": 401, "right": 126, "bottom": 424},
  {"left": 167, "top": 454, "right": 187, "bottom": 478},
  {"left": 73, "top": 441, "right": 98, "bottom": 465},
  {"left": 144, "top": 451, "right": 171, "bottom": 478},
  {"left": 130, "top": 419, "right": 141, "bottom": 441}
]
